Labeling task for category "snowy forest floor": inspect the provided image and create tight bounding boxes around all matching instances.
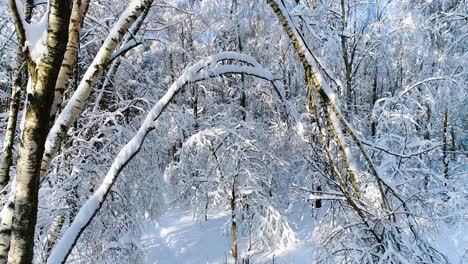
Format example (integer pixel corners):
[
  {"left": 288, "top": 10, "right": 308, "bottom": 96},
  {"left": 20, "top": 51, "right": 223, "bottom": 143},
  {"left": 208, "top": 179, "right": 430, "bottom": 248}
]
[
  {"left": 139, "top": 206, "right": 315, "bottom": 264},
  {"left": 138, "top": 206, "right": 467, "bottom": 264}
]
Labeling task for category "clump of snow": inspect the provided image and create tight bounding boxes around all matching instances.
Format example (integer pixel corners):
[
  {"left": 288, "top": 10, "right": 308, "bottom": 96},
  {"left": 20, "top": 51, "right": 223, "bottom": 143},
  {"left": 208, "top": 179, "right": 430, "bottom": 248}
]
[
  {"left": 24, "top": 13, "right": 49, "bottom": 65},
  {"left": 14, "top": 0, "right": 49, "bottom": 65}
]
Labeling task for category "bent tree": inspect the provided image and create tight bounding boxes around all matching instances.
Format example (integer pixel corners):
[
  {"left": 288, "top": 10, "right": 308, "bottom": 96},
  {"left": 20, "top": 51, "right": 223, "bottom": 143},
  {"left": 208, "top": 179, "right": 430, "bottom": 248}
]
[
  {"left": 48, "top": 51, "right": 289, "bottom": 263},
  {"left": 0, "top": 0, "right": 463, "bottom": 263}
]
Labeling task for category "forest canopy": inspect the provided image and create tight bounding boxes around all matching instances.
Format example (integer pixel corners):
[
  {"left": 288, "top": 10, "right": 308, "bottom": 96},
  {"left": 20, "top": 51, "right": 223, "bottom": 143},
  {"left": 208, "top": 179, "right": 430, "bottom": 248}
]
[{"left": 0, "top": 0, "right": 466, "bottom": 263}]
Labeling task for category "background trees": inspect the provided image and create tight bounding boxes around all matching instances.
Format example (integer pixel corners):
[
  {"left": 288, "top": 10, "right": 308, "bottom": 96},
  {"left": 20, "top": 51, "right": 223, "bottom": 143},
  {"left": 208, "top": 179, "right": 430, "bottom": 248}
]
[{"left": 0, "top": 0, "right": 466, "bottom": 263}]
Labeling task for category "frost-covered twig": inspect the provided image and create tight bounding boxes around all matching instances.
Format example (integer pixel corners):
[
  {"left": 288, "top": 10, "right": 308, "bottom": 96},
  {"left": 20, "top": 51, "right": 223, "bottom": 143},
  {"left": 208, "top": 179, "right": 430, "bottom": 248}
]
[{"left": 361, "top": 140, "right": 441, "bottom": 159}]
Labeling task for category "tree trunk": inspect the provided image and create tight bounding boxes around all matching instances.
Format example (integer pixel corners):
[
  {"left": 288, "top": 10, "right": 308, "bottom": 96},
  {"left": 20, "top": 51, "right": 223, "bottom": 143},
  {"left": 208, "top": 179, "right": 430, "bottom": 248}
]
[
  {"left": 7, "top": 0, "right": 72, "bottom": 262},
  {"left": 234, "top": 0, "right": 246, "bottom": 121},
  {"left": 49, "top": 0, "right": 90, "bottom": 126},
  {"left": 340, "top": 0, "right": 353, "bottom": 118},
  {"left": 265, "top": 0, "right": 400, "bottom": 212},
  {"left": 0, "top": 52, "right": 24, "bottom": 191},
  {"left": 450, "top": 127, "right": 456, "bottom": 161},
  {"left": 370, "top": 67, "right": 378, "bottom": 137},
  {"left": 40, "top": 215, "right": 64, "bottom": 263},
  {"left": 443, "top": 110, "right": 449, "bottom": 182},
  {"left": 0, "top": 184, "right": 15, "bottom": 264},
  {"left": 230, "top": 182, "right": 237, "bottom": 263}
]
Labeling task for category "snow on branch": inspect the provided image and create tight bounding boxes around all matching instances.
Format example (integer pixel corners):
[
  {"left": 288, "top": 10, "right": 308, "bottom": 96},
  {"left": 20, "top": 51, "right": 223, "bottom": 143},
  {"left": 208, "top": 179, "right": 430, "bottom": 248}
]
[
  {"left": 10, "top": 0, "right": 49, "bottom": 70},
  {"left": 47, "top": 52, "right": 288, "bottom": 264}
]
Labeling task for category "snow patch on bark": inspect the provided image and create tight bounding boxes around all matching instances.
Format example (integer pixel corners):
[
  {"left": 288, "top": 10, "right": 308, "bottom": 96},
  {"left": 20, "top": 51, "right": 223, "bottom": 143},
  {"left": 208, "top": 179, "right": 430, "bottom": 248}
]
[{"left": 15, "top": 0, "right": 49, "bottom": 64}]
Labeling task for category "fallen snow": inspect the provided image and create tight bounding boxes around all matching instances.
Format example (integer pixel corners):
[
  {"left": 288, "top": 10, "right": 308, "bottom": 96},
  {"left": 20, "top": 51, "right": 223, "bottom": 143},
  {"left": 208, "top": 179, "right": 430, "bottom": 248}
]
[
  {"left": 139, "top": 205, "right": 468, "bottom": 263},
  {"left": 140, "top": 206, "right": 317, "bottom": 264},
  {"left": 140, "top": 210, "right": 232, "bottom": 264},
  {"left": 433, "top": 218, "right": 468, "bottom": 263}
]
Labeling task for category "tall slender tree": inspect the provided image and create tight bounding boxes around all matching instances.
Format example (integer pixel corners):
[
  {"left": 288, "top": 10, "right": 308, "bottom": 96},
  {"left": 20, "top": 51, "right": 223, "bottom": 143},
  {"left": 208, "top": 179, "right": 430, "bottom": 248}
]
[{"left": 7, "top": 0, "right": 72, "bottom": 262}]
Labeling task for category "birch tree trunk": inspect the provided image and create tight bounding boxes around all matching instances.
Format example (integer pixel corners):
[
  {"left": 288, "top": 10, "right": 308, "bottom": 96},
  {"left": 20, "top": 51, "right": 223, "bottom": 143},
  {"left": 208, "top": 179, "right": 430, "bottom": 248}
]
[
  {"left": 267, "top": 0, "right": 362, "bottom": 198},
  {"left": 0, "top": 4, "right": 34, "bottom": 261},
  {"left": 0, "top": 182, "right": 15, "bottom": 264},
  {"left": 40, "top": 215, "right": 64, "bottom": 263},
  {"left": 49, "top": 0, "right": 90, "bottom": 126},
  {"left": 7, "top": 0, "right": 72, "bottom": 262},
  {"left": 264, "top": 0, "right": 404, "bottom": 210}
]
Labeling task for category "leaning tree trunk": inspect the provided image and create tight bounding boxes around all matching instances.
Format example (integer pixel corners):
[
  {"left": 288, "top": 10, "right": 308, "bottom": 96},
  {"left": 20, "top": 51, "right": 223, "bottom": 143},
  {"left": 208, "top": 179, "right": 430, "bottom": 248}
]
[
  {"left": 93, "top": 4, "right": 151, "bottom": 112},
  {"left": 7, "top": 0, "right": 72, "bottom": 262},
  {"left": 265, "top": 0, "right": 400, "bottom": 212}
]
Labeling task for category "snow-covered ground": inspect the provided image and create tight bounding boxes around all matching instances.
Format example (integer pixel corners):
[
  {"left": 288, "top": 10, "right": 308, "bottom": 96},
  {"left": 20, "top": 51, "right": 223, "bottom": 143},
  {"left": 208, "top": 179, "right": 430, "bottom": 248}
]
[
  {"left": 433, "top": 219, "right": 468, "bottom": 264},
  {"left": 140, "top": 210, "right": 233, "bottom": 263},
  {"left": 140, "top": 208, "right": 467, "bottom": 263},
  {"left": 140, "top": 206, "right": 317, "bottom": 264}
]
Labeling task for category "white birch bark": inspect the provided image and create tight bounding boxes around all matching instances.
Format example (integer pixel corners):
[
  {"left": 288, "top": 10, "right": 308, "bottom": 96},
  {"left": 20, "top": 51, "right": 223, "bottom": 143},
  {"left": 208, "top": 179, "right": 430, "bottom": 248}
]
[
  {"left": 49, "top": 0, "right": 90, "bottom": 124},
  {"left": 0, "top": 183, "right": 15, "bottom": 264},
  {"left": 266, "top": 0, "right": 399, "bottom": 207},
  {"left": 7, "top": 0, "right": 73, "bottom": 262},
  {"left": 0, "top": 53, "right": 24, "bottom": 190}
]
